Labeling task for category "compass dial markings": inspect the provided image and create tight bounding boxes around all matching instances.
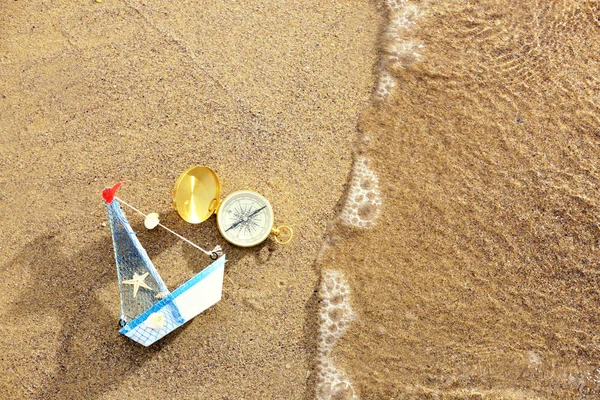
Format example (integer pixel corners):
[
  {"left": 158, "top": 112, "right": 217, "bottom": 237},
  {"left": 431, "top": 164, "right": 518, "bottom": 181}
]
[{"left": 217, "top": 191, "right": 274, "bottom": 246}]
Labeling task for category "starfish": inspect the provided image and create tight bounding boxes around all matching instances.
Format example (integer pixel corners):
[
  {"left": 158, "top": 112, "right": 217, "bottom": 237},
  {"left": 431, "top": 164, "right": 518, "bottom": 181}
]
[{"left": 122, "top": 272, "right": 153, "bottom": 298}]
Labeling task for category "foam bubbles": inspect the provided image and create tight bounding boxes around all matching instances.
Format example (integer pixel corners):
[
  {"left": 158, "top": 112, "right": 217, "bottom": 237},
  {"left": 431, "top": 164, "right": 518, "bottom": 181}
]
[
  {"left": 383, "top": 37, "right": 423, "bottom": 72},
  {"left": 340, "top": 157, "right": 382, "bottom": 229},
  {"left": 384, "top": 0, "right": 407, "bottom": 12},
  {"left": 374, "top": 71, "right": 396, "bottom": 100},
  {"left": 387, "top": 4, "right": 420, "bottom": 31},
  {"left": 317, "top": 270, "right": 357, "bottom": 400},
  {"left": 374, "top": 1, "right": 423, "bottom": 101},
  {"left": 382, "top": 6, "right": 423, "bottom": 72}
]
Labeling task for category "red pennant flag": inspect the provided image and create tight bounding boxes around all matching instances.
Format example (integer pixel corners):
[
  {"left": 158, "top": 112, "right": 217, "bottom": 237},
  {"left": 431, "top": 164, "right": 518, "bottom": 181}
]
[{"left": 102, "top": 182, "right": 124, "bottom": 204}]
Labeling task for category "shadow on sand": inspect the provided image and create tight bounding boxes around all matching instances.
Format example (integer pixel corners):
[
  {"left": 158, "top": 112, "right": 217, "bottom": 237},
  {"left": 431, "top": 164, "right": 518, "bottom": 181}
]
[{"left": 4, "top": 207, "right": 243, "bottom": 399}]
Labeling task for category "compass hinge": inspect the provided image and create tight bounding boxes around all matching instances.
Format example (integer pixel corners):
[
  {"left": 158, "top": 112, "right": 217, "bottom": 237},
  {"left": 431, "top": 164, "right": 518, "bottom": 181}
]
[{"left": 209, "top": 198, "right": 222, "bottom": 214}]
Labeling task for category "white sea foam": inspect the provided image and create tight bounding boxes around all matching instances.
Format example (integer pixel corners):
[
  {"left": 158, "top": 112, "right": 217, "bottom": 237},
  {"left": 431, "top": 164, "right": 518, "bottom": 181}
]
[
  {"left": 316, "top": 270, "right": 357, "bottom": 400},
  {"left": 382, "top": 37, "right": 423, "bottom": 72},
  {"left": 315, "top": 3, "right": 424, "bottom": 399},
  {"left": 374, "top": 71, "right": 396, "bottom": 100},
  {"left": 340, "top": 157, "right": 382, "bottom": 229},
  {"left": 374, "top": 1, "right": 423, "bottom": 101},
  {"left": 384, "top": 0, "right": 407, "bottom": 12}
]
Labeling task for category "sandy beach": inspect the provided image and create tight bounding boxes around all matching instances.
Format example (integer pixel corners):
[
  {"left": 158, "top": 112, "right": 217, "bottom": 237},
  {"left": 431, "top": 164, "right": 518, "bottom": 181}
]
[
  {"left": 0, "top": 1, "right": 377, "bottom": 398},
  {"left": 2, "top": 0, "right": 600, "bottom": 399}
]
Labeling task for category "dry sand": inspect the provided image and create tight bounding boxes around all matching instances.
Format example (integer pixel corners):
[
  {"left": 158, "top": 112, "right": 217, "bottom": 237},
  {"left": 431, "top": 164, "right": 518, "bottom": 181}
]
[{"left": 0, "top": 1, "right": 378, "bottom": 398}]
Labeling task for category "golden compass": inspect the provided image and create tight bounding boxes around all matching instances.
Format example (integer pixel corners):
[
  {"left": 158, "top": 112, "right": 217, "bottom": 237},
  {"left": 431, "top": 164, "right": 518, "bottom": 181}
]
[{"left": 173, "top": 166, "right": 293, "bottom": 247}]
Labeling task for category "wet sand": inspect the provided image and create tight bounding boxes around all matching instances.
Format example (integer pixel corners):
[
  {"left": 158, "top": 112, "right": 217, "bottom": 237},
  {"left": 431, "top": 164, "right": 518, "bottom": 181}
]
[
  {"left": 324, "top": 0, "right": 600, "bottom": 398},
  {"left": 0, "top": 1, "right": 378, "bottom": 398}
]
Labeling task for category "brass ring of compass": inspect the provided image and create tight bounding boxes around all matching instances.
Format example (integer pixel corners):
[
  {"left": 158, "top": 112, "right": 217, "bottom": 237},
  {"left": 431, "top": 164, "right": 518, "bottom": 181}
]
[{"left": 272, "top": 225, "right": 293, "bottom": 245}]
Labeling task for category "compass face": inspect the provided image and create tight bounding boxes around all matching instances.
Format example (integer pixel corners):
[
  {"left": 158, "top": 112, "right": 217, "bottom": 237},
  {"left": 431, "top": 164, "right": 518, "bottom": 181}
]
[{"left": 216, "top": 190, "right": 274, "bottom": 247}]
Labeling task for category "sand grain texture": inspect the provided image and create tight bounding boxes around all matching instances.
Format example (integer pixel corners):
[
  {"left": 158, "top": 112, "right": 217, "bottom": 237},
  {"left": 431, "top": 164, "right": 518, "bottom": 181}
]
[{"left": 0, "top": 1, "right": 378, "bottom": 398}]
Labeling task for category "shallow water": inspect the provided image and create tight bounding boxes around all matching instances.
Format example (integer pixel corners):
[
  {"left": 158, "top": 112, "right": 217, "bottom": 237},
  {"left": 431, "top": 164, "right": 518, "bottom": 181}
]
[{"left": 323, "top": 0, "right": 600, "bottom": 398}]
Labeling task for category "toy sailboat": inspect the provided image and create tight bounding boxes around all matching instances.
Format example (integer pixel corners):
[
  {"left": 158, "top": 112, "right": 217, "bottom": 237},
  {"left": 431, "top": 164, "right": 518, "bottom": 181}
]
[{"left": 103, "top": 183, "right": 225, "bottom": 346}]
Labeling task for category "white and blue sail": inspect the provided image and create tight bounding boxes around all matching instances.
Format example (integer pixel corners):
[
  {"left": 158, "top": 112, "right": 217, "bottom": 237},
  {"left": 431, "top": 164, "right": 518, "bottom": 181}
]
[{"left": 104, "top": 195, "right": 225, "bottom": 347}]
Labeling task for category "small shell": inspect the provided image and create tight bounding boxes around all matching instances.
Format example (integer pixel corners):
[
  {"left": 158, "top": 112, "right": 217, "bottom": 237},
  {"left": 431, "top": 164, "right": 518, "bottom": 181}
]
[
  {"left": 145, "top": 312, "right": 166, "bottom": 330},
  {"left": 144, "top": 212, "right": 160, "bottom": 229}
]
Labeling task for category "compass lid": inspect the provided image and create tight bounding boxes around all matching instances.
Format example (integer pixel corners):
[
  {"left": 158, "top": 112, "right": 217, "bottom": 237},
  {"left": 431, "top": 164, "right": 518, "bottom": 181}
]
[{"left": 173, "top": 166, "right": 221, "bottom": 223}]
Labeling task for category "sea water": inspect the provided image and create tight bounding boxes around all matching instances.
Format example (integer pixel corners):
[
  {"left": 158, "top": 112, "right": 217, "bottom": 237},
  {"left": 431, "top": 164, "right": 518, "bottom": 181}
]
[{"left": 317, "top": 0, "right": 600, "bottom": 398}]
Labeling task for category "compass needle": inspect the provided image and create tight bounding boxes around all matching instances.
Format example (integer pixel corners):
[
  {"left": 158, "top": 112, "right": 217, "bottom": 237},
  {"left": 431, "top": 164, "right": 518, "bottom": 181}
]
[{"left": 216, "top": 192, "right": 275, "bottom": 246}]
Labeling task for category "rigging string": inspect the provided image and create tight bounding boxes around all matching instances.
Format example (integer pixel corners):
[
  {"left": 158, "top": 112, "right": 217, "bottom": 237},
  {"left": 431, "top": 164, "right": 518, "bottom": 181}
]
[
  {"left": 115, "top": 196, "right": 223, "bottom": 260},
  {"left": 105, "top": 4, "right": 278, "bottom": 259}
]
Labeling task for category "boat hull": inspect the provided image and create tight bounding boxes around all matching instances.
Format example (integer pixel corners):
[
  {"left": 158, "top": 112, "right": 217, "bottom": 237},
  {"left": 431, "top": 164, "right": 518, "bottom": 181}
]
[{"left": 120, "top": 255, "right": 226, "bottom": 346}]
